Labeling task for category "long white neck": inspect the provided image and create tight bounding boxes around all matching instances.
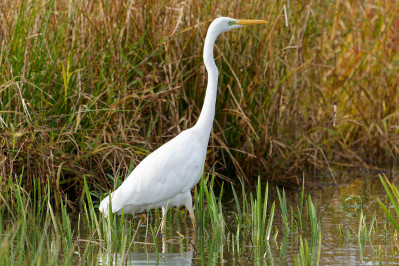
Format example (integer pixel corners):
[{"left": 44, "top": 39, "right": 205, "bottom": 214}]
[{"left": 194, "top": 30, "right": 219, "bottom": 143}]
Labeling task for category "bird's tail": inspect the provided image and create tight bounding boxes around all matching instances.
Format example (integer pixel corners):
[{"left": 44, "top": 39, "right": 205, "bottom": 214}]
[{"left": 99, "top": 193, "right": 112, "bottom": 217}]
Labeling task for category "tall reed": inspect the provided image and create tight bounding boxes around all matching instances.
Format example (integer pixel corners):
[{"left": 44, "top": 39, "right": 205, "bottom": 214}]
[{"left": 1, "top": 0, "right": 399, "bottom": 203}]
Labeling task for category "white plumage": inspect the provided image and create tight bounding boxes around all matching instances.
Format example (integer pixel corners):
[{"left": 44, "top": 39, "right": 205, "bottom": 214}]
[
  {"left": 99, "top": 130, "right": 203, "bottom": 220},
  {"left": 99, "top": 17, "right": 268, "bottom": 228}
]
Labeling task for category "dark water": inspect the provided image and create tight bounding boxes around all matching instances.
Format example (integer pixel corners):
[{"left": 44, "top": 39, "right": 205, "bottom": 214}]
[{"left": 97, "top": 172, "right": 399, "bottom": 265}]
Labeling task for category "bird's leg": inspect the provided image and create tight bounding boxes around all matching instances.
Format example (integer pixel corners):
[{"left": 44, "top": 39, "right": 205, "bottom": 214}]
[
  {"left": 162, "top": 230, "right": 167, "bottom": 254},
  {"left": 184, "top": 192, "right": 197, "bottom": 229},
  {"left": 161, "top": 206, "right": 168, "bottom": 234},
  {"left": 189, "top": 229, "right": 197, "bottom": 251},
  {"left": 188, "top": 207, "right": 197, "bottom": 229}
]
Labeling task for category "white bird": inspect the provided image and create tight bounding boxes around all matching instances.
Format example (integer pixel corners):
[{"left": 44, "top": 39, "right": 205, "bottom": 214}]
[{"left": 99, "top": 17, "right": 268, "bottom": 229}]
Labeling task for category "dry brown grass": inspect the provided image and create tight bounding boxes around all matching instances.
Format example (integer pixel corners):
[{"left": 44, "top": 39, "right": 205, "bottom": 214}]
[{"left": 0, "top": 0, "right": 399, "bottom": 204}]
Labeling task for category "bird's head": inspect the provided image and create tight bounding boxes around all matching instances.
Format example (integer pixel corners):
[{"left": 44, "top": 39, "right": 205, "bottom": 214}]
[{"left": 209, "top": 17, "right": 268, "bottom": 35}]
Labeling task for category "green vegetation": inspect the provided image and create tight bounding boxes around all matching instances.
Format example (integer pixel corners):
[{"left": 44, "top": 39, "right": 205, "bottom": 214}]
[
  {"left": 1, "top": 0, "right": 399, "bottom": 202},
  {"left": 2, "top": 0, "right": 399, "bottom": 264},
  {"left": 2, "top": 172, "right": 399, "bottom": 264},
  {"left": 0, "top": 172, "right": 327, "bottom": 264},
  {"left": 378, "top": 175, "right": 399, "bottom": 232}
]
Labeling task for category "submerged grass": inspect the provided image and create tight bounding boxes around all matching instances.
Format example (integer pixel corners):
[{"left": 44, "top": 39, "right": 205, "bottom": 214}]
[
  {"left": 0, "top": 175, "right": 75, "bottom": 264},
  {"left": 194, "top": 173, "right": 324, "bottom": 264},
  {"left": 3, "top": 172, "right": 399, "bottom": 264},
  {"left": 0, "top": 172, "right": 330, "bottom": 264}
]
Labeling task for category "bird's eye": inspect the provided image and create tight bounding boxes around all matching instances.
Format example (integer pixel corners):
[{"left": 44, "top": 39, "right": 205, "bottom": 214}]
[{"left": 228, "top": 21, "right": 234, "bottom": 26}]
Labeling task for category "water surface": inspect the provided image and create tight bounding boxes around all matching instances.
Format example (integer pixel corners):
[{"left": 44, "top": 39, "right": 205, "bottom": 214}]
[{"left": 96, "top": 172, "right": 399, "bottom": 265}]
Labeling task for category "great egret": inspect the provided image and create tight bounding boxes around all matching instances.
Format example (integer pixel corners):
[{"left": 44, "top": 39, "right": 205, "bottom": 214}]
[{"left": 99, "top": 17, "right": 268, "bottom": 229}]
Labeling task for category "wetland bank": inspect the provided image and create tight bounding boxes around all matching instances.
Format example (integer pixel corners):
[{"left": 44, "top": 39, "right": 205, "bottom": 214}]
[{"left": 1, "top": 0, "right": 399, "bottom": 265}]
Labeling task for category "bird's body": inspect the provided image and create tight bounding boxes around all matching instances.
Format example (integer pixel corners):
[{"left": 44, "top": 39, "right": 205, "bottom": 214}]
[
  {"left": 99, "top": 128, "right": 204, "bottom": 215},
  {"left": 99, "top": 17, "right": 268, "bottom": 228}
]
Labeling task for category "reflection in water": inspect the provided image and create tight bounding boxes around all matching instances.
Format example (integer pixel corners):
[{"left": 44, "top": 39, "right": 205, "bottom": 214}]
[
  {"left": 99, "top": 250, "right": 193, "bottom": 266},
  {"left": 99, "top": 232, "right": 195, "bottom": 265},
  {"left": 121, "top": 251, "right": 193, "bottom": 266},
  {"left": 96, "top": 173, "right": 399, "bottom": 265}
]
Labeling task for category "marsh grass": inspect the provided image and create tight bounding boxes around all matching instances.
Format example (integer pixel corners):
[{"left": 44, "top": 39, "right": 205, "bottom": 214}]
[
  {"left": 0, "top": 174, "right": 175, "bottom": 264},
  {"left": 0, "top": 171, "right": 328, "bottom": 264},
  {"left": 193, "top": 173, "right": 325, "bottom": 265},
  {"left": 280, "top": 188, "right": 321, "bottom": 265},
  {"left": 3, "top": 172, "right": 399, "bottom": 264},
  {"left": 378, "top": 174, "right": 399, "bottom": 232},
  {"left": 1, "top": 0, "right": 399, "bottom": 204},
  {"left": 0, "top": 175, "right": 77, "bottom": 264}
]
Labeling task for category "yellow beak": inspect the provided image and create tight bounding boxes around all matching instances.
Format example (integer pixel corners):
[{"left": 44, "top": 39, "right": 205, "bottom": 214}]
[{"left": 236, "top": 19, "right": 269, "bottom": 26}]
